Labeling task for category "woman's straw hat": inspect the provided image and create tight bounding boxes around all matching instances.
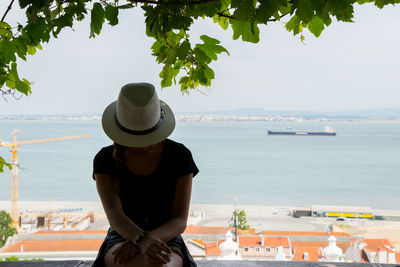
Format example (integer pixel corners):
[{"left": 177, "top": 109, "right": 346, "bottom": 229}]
[{"left": 101, "top": 83, "right": 175, "bottom": 147}]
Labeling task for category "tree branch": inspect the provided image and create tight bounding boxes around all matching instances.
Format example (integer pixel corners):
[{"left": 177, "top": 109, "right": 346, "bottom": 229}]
[
  {"left": 217, "top": 12, "right": 235, "bottom": 19},
  {"left": 216, "top": 11, "right": 289, "bottom": 22},
  {"left": 267, "top": 12, "right": 290, "bottom": 22},
  {"left": 127, "top": 0, "right": 218, "bottom": 5},
  {"left": 1, "top": 0, "right": 15, "bottom": 22}
]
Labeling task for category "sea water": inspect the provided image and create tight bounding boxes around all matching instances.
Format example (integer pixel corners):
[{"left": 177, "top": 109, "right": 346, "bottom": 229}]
[{"left": 0, "top": 120, "right": 399, "bottom": 209}]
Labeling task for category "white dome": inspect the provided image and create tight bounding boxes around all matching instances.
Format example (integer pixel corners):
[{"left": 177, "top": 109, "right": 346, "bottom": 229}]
[
  {"left": 218, "top": 231, "right": 241, "bottom": 260},
  {"left": 322, "top": 235, "right": 342, "bottom": 262}
]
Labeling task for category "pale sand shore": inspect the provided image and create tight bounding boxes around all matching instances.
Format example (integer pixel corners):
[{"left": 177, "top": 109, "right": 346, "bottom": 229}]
[
  {"left": 1, "top": 201, "right": 400, "bottom": 247},
  {"left": 1, "top": 201, "right": 400, "bottom": 219}
]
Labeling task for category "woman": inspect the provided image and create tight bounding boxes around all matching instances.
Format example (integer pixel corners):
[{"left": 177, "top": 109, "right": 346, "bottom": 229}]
[{"left": 92, "top": 83, "right": 198, "bottom": 267}]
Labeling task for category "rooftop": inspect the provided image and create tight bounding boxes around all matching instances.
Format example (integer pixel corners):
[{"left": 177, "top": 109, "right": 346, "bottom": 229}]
[{"left": 0, "top": 260, "right": 398, "bottom": 266}]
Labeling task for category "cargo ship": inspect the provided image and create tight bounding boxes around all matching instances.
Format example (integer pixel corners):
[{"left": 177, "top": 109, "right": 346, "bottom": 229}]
[{"left": 268, "top": 126, "right": 336, "bottom": 136}]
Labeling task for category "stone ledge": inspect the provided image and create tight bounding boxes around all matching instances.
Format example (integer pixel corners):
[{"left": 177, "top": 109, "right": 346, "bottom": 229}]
[{"left": 0, "top": 261, "right": 399, "bottom": 266}]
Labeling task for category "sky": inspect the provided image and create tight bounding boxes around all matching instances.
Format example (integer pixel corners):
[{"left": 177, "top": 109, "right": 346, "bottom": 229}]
[{"left": 1, "top": 3, "right": 400, "bottom": 115}]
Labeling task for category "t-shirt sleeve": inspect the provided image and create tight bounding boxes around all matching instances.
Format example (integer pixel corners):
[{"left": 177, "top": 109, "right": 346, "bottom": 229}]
[
  {"left": 92, "top": 147, "right": 116, "bottom": 180},
  {"left": 175, "top": 144, "right": 199, "bottom": 179}
]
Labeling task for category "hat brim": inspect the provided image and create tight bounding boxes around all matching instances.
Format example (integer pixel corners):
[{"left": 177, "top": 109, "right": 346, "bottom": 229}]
[{"left": 102, "top": 100, "right": 175, "bottom": 147}]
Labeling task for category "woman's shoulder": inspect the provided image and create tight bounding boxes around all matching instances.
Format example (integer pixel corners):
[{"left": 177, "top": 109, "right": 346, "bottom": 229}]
[
  {"left": 94, "top": 145, "right": 114, "bottom": 162},
  {"left": 165, "top": 139, "right": 199, "bottom": 177},
  {"left": 92, "top": 145, "right": 115, "bottom": 179},
  {"left": 165, "top": 139, "right": 192, "bottom": 155}
]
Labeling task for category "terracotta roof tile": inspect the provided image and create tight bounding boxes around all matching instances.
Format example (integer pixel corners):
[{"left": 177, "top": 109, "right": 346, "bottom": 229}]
[
  {"left": 292, "top": 246, "right": 320, "bottom": 261},
  {"left": 1, "top": 240, "right": 102, "bottom": 252},
  {"left": 238, "top": 236, "right": 290, "bottom": 247},
  {"left": 361, "top": 238, "right": 395, "bottom": 253},
  {"left": 291, "top": 241, "right": 350, "bottom": 252},
  {"left": 261, "top": 231, "right": 349, "bottom": 237},
  {"left": 192, "top": 239, "right": 207, "bottom": 246},
  {"left": 247, "top": 228, "right": 256, "bottom": 235},
  {"left": 34, "top": 230, "right": 107, "bottom": 235},
  {"left": 184, "top": 225, "right": 247, "bottom": 235},
  {"left": 205, "top": 241, "right": 221, "bottom": 256}
]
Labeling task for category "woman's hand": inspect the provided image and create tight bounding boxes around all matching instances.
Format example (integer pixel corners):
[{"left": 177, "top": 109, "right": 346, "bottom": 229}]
[
  {"left": 112, "top": 240, "right": 140, "bottom": 264},
  {"left": 138, "top": 233, "right": 173, "bottom": 264}
]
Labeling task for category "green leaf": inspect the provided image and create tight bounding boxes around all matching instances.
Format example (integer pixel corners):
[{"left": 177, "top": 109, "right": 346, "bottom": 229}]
[
  {"left": 6, "top": 76, "right": 16, "bottom": 89},
  {"left": 105, "top": 5, "right": 119, "bottom": 26},
  {"left": 296, "top": 0, "right": 314, "bottom": 23},
  {"left": 374, "top": 0, "right": 397, "bottom": 8},
  {"left": 53, "top": 12, "right": 74, "bottom": 36},
  {"left": 166, "top": 46, "right": 178, "bottom": 64},
  {"left": 307, "top": 16, "right": 324, "bottom": 37},
  {"left": 357, "top": 0, "right": 373, "bottom": 4},
  {"left": 213, "top": 14, "right": 229, "bottom": 30},
  {"left": 196, "top": 35, "right": 229, "bottom": 61},
  {"left": 16, "top": 78, "right": 31, "bottom": 95},
  {"left": 177, "top": 40, "right": 191, "bottom": 60},
  {"left": 160, "top": 65, "right": 174, "bottom": 88},
  {"left": 285, "top": 15, "right": 301, "bottom": 35},
  {"left": 232, "top": 0, "right": 256, "bottom": 20},
  {"left": 179, "top": 76, "right": 191, "bottom": 91},
  {"left": 0, "top": 157, "right": 5, "bottom": 173},
  {"left": 173, "top": 59, "right": 183, "bottom": 70},
  {"left": 194, "top": 47, "right": 211, "bottom": 64},
  {"left": 324, "top": 0, "right": 354, "bottom": 22},
  {"left": 151, "top": 40, "right": 165, "bottom": 54},
  {"left": 90, "top": 3, "right": 105, "bottom": 36},
  {"left": 74, "top": 2, "right": 87, "bottom": 21},
  {"left": 5, "top": 63, "right": 31, "bottom": 95},
  {"left": 0, "top": 22, "right": 13, "bottom": 39},
  {"left": 204, "top": 65, "right": 215, "bottom": 80},
  {"left": 193, "top": 67, "right": 208, "bottom": 85},
  {"left": 24, "top": 18, "right": 49, "bottom": 44},
  {"left": 231, "top": 19, "right": 260, "bottom": 43},
  {"left": 0, "top": 157, "right": 12, "bottom": 172},
  {"left": 27, "top": 45, "right": 36, "bottom": 55},
  {"left": 13, "top": 38, "right": 28, "bottom": 61},
  {"left": 200, "top": 35, "right": 220, "bottom": 45},
  {"left": 185, "top": 1, "right": 222, "bottom": 17},
  {"left": 0, "top": 40, "right": 17, "bottom": 63},
  {"left": 219, "top": 16, "right": 229, "bottom": 30},
  {"left": 18, "top": 0, "right": 30, "bottom": 9},
  {"left": 256, "top": 0, "right": 278, "bottom": 23}
]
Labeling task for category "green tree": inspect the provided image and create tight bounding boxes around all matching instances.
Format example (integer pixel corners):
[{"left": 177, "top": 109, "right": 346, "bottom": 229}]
[
  {"left": 231, "top": 209, "right": 250, "bottom": 230},
  {"left": 0, "top": 210, "right": 16, "bottom": 248},
  {"left": 0, "top": 0, "right": 399, "bottom": 97},
  {"left": 0, "top": 156, "right": 12, "bottom": 173}
]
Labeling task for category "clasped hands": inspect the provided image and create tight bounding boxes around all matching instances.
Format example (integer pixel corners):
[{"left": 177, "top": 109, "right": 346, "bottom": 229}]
[{"left": 112, "top": 233, "right": 173, "bottom": 265}]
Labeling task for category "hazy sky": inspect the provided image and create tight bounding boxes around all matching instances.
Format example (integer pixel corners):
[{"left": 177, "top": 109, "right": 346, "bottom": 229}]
[{"left": 1, "top": 3, "right": 400, "bottom": 115}]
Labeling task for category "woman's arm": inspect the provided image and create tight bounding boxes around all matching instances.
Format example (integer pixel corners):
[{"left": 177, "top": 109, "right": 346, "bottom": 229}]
[
  {"left": 95, "top": 173, "right": 144, "bottom": 241},
  {"left": 96, "top": 173, "right": 172, "bottom": 264},
  {"left": 149, "top": 173, "right": 193, "bottom": 242}
]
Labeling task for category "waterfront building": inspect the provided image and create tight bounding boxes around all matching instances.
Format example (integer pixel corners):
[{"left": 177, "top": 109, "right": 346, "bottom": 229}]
[
  {"left": 182, "top": 225, "right": 249, "bottom": 243},
  {"left": 311, "top": 205, "right": 373, "bottom": 219},
  {"left": 202, "top": 235, "right": 291, "bottom": 260},
  {"left": 346, "top": 238, "right": 400, "bottom": 264},
  {"left": 0, "top": 230, "right": 106, "bottom": 260}
]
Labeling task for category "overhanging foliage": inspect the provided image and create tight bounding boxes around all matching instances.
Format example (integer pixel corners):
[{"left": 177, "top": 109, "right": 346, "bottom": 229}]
[{"left": 0, "top": 0, "right": 399, "bottom": 98}]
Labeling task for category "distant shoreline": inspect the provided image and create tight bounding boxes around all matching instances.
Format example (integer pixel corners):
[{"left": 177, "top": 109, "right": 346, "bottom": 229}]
[
  {"left": 1, "top": 201, "right": 400, "bottom": 217},
  {"left": 0, "top": 115, "right": 400, "bottom": 123}
]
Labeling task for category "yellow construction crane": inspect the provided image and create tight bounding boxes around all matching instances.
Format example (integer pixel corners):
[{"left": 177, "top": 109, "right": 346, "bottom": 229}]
[{"left": 0, "top": 129, "right": 91, "bottom": 227}]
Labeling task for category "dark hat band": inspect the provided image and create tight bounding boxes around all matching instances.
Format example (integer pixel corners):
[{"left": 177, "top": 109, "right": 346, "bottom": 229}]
[{"left": 114, "top": 107, "right": 165, "bottom": 136}]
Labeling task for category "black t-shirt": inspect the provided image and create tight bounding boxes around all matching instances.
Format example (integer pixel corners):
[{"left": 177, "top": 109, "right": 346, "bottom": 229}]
[{"left": 93, "top": 139, "right": 199, "bottom": 231}]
